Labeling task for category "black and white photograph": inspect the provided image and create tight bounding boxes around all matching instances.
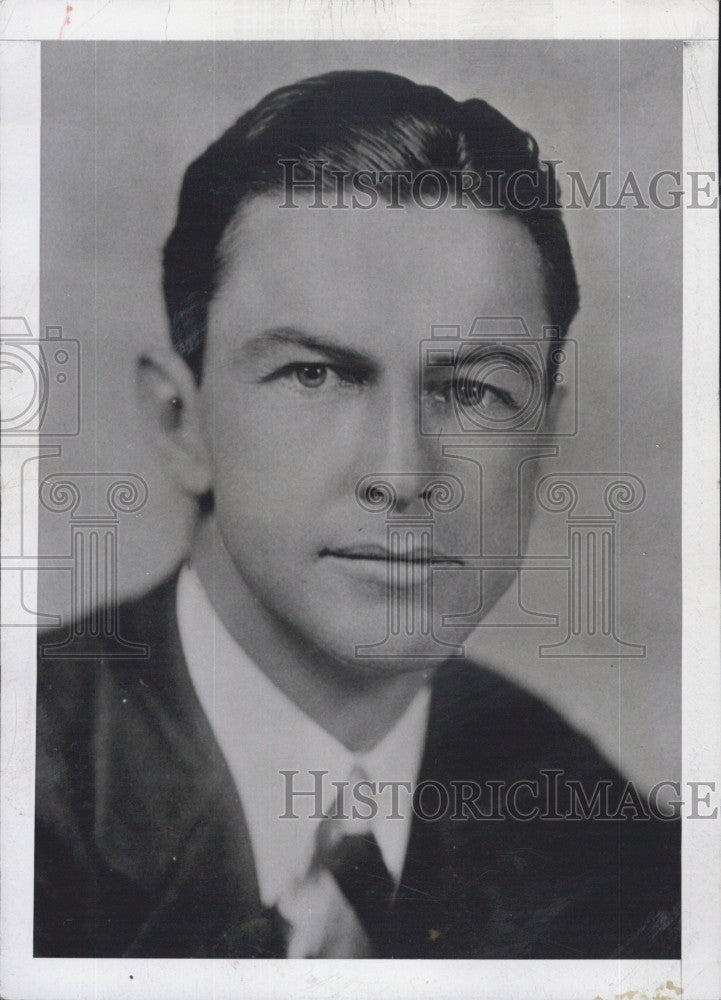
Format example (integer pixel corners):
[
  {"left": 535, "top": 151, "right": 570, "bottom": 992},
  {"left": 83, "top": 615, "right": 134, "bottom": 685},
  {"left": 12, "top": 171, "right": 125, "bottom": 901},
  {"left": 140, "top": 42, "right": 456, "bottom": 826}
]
[{"left": 0, "top": 3, "right": 718, "bottom": 999}]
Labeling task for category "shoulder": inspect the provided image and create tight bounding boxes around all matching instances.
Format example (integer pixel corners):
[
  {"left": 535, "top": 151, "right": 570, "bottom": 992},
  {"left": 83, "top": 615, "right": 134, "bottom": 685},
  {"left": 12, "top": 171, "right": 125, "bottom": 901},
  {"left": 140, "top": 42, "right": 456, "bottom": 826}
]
[
  {"left": 36, "top": 572, "right": 181, "bottom": 757},
  {"left": 428, "top": 657, "right": 614, "bottom": 781},
  {"left": 425, "top": 658, "right": 680, "bottom": 958},
  {"left": 38, "top": 572, "right": 180, "bottom": 661}
]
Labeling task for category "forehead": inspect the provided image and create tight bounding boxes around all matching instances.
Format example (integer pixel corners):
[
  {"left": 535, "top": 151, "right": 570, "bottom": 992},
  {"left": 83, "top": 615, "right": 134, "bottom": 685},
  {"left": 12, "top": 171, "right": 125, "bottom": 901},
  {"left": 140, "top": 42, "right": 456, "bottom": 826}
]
[{"left": 211, "top": 196, "right": 549, "bottom": 348}]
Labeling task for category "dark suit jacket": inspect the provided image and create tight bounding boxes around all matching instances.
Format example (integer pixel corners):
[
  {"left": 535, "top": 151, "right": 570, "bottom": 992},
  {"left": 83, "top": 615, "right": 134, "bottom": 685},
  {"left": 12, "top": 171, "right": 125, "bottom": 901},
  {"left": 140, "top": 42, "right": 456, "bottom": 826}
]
[{"left": 35, "top": 573, "right": 680, "bottom": 958}]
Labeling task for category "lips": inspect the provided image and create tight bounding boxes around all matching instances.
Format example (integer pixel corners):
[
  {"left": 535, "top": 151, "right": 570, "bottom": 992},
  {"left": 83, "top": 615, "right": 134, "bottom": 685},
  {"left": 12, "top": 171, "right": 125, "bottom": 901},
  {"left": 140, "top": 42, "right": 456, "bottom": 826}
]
[{"left": 319, "top": 544, "right": 463, "bottom": 565}]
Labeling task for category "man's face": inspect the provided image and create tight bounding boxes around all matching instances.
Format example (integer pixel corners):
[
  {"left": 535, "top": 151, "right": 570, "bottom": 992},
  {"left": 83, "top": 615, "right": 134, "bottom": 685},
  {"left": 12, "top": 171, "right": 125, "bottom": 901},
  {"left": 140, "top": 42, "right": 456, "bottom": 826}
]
[{"left": 198, "top": 196, "right": 553, "bottom": 671}]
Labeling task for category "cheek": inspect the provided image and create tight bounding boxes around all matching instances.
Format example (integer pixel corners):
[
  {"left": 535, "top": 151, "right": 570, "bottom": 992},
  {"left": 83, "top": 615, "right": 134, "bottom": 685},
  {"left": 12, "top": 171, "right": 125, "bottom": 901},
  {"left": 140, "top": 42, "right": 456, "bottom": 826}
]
[
  {"left": 204, "top": 401, "right": 346, "bottom": 526},
  {"left": 480, "top": 459, "right": 537, "bottom": 552}
]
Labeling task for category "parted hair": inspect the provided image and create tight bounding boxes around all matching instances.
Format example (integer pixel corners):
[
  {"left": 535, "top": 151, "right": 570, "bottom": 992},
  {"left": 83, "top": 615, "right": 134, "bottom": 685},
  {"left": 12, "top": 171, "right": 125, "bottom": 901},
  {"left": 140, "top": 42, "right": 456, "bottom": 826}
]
[{"left": 163, "top": 70, "right": 579, "bottom": 381}]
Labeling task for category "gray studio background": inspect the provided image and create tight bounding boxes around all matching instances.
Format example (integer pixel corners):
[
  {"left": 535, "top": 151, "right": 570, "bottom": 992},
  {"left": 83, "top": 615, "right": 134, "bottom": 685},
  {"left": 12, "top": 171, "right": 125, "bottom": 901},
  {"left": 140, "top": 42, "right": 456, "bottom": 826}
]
[{"left": 38, "top": 40, "right": 682, "bottom": 792}]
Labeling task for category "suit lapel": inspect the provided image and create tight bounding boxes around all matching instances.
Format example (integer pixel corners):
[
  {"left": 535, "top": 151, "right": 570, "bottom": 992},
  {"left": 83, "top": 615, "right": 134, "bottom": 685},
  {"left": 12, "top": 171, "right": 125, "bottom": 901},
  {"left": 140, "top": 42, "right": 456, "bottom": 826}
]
[
  {"left": 92, "top": 575, "right": 282, "bottom": 957},
  {"left": 382, "top": 660, "right": 487, "bottom": 956},
  {"left": 389, "top": 659, "right": 547, "bottom": 958}
]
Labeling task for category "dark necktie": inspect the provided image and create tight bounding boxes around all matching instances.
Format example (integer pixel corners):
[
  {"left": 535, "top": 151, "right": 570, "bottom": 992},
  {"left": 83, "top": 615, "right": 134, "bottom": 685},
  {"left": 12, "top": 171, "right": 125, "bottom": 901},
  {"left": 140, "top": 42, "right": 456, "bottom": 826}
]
[{"left": 318, "top": 827, "right": 396, "bottom": 956}]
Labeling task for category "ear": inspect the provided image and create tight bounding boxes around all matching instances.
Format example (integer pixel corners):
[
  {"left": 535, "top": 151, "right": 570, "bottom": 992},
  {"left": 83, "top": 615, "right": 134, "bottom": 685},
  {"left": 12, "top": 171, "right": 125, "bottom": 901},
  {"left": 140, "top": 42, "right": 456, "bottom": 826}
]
[
  {"left": 135, "top": 350, "right": 213, "bottom": 498},
  {"left": 542, "top": 379, "right": 567, "bottom": 438}
]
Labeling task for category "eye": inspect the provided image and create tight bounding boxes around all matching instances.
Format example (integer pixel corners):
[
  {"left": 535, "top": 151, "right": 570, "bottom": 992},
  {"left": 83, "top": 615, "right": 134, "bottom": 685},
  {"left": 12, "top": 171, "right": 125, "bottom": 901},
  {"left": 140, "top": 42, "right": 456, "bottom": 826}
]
[
  {"left": 258, "top": 360, "right": 371, "bottom": 392},
  {"left": 294, "top": 363, "right": 328, "bottom": 388},
  {"left": 453, "top": 378, "right": 518, "bottom": 411},
  {"left": 455, "top": 379, "right": 486, "bottom": 408}
]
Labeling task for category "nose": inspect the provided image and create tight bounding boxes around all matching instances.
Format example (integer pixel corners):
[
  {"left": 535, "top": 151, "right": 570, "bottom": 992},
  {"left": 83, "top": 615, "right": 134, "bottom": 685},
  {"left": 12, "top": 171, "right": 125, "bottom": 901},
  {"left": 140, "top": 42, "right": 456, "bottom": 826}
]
[
  {"left": 358, "top": 387, "right": 446, "bottom": 515},
  {"left": 356, "top": 472, "right": 464, "bottom": 520}
]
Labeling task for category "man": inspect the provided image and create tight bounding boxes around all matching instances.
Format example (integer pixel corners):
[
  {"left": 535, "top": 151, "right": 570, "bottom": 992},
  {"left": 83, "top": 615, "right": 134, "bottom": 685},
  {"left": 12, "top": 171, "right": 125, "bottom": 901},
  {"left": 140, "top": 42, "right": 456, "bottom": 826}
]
[{"left": 34, "top": 70, "right": 679, "bottom": 958}]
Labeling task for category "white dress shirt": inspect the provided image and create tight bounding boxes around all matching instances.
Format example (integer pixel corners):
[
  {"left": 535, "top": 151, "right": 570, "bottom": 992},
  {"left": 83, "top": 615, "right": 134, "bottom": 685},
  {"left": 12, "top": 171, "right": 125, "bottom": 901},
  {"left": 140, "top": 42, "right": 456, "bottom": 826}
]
[{"left": 176, "top": 564, "right": 431, "bottom": 954}]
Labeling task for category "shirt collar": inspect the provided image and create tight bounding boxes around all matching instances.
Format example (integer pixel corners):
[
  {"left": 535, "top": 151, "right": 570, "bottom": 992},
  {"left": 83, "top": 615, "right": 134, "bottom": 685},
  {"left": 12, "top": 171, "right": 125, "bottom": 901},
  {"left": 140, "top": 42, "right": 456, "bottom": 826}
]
[{"left": 176, "top": 564, "right": 430, "bottom": 907}]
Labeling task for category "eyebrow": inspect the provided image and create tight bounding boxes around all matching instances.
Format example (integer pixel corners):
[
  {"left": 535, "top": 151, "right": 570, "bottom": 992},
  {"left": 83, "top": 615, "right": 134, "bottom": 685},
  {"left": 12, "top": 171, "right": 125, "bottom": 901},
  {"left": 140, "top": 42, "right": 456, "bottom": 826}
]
[{"left": 240, "top": 327, "right": 379, "bottom": 373}]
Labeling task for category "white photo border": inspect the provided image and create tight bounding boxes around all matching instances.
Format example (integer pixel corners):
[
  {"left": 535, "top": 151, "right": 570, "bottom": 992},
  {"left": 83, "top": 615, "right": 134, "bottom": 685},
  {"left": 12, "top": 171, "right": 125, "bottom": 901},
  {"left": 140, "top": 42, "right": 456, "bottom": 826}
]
[{"left": 1, "top": 3, "right": 718, "bottom": 999}]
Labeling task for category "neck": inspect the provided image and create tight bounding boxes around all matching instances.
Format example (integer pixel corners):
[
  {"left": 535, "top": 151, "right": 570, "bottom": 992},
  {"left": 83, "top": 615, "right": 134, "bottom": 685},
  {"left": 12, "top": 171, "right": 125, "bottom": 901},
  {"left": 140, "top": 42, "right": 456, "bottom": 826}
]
[{"left": 189, "top": 516, "right": 434, "bottom": 752}]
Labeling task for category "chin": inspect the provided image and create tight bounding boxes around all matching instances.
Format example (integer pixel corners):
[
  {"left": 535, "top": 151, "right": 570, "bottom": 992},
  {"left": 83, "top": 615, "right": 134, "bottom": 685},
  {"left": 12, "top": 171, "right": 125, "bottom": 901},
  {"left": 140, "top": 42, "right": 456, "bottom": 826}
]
[
  {"left": 287, "top": 572, "right": 481, "bottom": 671},
  {"left": 307, "top": 617, "right": 469, "bottom": 679}
]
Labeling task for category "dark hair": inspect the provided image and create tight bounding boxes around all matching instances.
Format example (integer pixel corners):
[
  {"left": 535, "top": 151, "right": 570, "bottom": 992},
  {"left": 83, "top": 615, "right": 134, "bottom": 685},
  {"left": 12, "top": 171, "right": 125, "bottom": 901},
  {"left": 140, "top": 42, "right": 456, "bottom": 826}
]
[{"left": 163, "top": 69, "right": 579, "bottom": 382}]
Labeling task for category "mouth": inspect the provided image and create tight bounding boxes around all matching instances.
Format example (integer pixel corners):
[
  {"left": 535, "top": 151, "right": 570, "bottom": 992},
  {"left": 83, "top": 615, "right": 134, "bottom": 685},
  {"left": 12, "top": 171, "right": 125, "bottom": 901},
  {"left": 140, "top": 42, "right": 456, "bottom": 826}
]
[{"left": 319, "top": 544, "right": 464, "bottom": 566}]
